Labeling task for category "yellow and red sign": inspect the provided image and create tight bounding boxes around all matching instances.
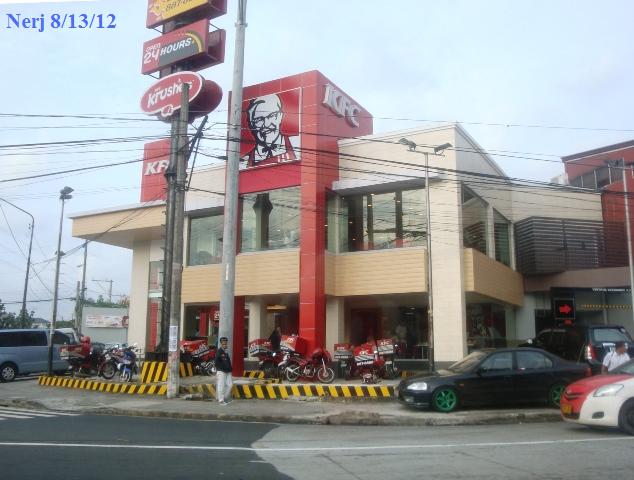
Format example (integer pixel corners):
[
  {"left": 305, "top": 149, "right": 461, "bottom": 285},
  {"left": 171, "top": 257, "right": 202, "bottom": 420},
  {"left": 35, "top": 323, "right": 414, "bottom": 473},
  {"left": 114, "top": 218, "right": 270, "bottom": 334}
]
[
  {"left": 146, "top": 0, "right": 227, "bottom": 29},
  {"left": 142, "top": 19, "right": 225, "bottom": 75}
]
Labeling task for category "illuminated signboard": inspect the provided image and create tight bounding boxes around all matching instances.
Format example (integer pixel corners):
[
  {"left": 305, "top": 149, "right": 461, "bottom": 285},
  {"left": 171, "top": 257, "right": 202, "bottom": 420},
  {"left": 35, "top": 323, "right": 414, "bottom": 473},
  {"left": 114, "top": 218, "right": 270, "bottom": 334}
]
[
  {"left": 146, "top": 0, "right": 227, "bottom": 29},
  {"left": 141, "top": 19, "right": 225, "bottom": 75}
]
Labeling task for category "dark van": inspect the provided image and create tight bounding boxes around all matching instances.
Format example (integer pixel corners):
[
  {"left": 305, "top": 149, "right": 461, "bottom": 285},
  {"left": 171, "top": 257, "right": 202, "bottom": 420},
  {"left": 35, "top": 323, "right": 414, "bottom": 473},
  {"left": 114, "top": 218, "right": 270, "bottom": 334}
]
[
  {"left": 0, "top": 329, "right": 72, "bottom": 382},
  {"left": 523, "top": 325, "right": 634, "bottom": 374}
]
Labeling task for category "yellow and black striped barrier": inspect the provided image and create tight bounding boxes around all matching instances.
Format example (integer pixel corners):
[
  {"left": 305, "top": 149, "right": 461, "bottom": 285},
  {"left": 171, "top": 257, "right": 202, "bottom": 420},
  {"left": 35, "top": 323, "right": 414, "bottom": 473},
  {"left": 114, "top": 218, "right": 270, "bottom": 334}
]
[
  {"left": 38, "top": 375, "right": 167, "bottom": 395},
  {"left": 243, "top": 370, "right": 265, "bottom": 379},
  {"left": 140, "top": 361, "right": 194, "bottom": 383},
  {"left": 180, "top": 383, "right": 394, "bottom": 400}
]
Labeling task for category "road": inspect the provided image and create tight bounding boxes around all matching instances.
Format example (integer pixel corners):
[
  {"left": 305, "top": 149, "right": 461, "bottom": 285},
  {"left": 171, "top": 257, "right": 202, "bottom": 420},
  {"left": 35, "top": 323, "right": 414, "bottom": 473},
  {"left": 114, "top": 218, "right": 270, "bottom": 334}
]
[{"left": 1, "top": 406, "right": 633, "bottom": 479}]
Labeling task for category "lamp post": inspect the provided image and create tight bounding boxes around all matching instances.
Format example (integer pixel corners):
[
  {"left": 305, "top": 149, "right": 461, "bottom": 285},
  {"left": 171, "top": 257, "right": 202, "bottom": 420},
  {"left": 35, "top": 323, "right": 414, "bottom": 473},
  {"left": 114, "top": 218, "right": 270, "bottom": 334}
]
[
  {"left": 399, "top": 139, "right": 452, "bottom": 373},
  {"left": 0, "top": 197, "right": 34, "bottom": 323},
  {"left": 48, "top": 186, "right": 73, "bottom": 376}
]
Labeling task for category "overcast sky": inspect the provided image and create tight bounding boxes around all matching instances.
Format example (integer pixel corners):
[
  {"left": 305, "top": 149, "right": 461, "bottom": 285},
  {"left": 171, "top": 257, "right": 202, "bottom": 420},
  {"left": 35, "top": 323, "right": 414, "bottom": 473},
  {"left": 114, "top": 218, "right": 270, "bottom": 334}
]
[{"left": 1, "top": 0, "right": 633, "bottom": 320}]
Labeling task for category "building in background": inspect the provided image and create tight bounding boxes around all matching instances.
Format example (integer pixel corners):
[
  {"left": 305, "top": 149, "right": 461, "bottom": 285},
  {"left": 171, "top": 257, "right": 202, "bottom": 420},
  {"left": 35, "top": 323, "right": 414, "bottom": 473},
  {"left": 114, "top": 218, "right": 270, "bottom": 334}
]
[
  {"left": 81, "top": 305, "right": 129, "bottom": 347},
  {"left": 69, "top": 71, "right": 634, "bottom": 367}
]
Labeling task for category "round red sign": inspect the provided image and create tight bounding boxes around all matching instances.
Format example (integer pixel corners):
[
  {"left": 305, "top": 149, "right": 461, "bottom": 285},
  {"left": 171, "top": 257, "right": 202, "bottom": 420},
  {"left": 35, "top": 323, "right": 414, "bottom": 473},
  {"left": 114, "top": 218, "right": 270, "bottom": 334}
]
[{"left": 140, "top": 71, "right": 204, "bottom": 119}]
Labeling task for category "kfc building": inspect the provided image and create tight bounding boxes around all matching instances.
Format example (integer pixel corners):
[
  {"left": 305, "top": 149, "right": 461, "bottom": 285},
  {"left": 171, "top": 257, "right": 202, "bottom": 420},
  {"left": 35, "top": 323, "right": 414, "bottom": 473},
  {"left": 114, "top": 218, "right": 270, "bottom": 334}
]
[{"left": 70, "top": 70, "right": 621, "bottom": 368}]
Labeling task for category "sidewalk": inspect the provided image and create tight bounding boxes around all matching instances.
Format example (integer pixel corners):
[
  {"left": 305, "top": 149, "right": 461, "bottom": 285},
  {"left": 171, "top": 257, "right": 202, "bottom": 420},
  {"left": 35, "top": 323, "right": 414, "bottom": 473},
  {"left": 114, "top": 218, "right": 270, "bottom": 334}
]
[{"left": 0, "top": 377, "right": 562, "bottom": 427}]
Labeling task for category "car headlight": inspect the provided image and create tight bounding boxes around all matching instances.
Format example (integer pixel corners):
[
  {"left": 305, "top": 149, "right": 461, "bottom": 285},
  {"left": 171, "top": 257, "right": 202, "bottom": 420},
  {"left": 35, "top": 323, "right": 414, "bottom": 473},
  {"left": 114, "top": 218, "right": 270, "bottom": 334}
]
[
  {"left": 593, "top": 384, "right": 624, "bottom": 397},
  {"left": 407, "top": 382, "right": 428, "bottom": 391}
]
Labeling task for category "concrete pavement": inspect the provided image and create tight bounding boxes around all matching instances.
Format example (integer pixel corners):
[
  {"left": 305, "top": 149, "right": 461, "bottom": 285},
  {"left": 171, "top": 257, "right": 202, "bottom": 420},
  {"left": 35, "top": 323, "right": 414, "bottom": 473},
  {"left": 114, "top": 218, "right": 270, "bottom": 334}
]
[{"left": 0, "top": 376, "right": 562, "bottom": 426}]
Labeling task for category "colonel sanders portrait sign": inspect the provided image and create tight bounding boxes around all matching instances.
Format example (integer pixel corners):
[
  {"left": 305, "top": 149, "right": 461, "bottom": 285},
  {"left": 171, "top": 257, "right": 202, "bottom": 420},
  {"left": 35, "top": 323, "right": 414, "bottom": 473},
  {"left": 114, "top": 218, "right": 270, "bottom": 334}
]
[{"left": 240, "top": 89, "right": 300, "bottom": 168}]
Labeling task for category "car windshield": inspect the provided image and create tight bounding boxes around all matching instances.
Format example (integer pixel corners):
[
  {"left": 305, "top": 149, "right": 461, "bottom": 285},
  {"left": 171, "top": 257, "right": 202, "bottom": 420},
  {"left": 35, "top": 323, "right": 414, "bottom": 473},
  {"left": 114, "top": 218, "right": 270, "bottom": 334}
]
[
  {"left": 610, "top": 359, "right": 634, "bottom": 375},
  {"left": 591, "top": 328, "right": 631, "bottom": 343},
  {"left": 448, "top": 351, "right": 488, "bottom": 373}
]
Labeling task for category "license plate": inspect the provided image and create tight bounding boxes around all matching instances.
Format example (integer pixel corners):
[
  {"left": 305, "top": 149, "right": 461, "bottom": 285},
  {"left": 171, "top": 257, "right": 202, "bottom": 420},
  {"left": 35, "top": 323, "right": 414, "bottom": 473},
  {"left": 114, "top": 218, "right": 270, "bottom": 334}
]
[{"left": 561, "top": 403, "right": 572, "bottom": 414}]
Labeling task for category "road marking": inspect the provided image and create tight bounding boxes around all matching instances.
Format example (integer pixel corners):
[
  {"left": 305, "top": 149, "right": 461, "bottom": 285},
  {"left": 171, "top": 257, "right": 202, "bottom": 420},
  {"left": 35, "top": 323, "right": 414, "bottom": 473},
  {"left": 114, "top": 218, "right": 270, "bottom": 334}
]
[
  {"left": 1, "top": 436, "right": 633, "bottom": 452},
  {"left": 0, "top": 407, "right": 81, "bottom": 421}
]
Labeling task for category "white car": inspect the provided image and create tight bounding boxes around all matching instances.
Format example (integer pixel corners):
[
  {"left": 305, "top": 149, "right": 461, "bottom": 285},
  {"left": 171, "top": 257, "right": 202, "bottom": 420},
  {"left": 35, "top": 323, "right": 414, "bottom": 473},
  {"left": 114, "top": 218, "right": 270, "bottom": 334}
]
[{"left": 567, "top": 375, "right": 634, "bottom": 434}]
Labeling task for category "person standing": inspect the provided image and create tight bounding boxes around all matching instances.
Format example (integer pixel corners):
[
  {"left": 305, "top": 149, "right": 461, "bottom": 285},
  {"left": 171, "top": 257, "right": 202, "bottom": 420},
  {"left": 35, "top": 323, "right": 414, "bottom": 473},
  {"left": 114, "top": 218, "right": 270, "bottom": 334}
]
[
  {"left": 216, "top": 337, "right": 233, "bottom": 405},
  {"left": 269, "top": 326, "right": 282, "bottom": 352},
  {"left": 602, "top": 341, "right": 631, "bottom": 373}
]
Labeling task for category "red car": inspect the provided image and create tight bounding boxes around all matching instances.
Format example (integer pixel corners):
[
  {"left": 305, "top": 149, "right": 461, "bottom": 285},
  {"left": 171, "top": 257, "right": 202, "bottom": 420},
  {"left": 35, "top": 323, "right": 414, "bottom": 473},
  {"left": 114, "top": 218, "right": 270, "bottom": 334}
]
[{"left": 561, "top": 359, "right": 634, "bottom": 421}]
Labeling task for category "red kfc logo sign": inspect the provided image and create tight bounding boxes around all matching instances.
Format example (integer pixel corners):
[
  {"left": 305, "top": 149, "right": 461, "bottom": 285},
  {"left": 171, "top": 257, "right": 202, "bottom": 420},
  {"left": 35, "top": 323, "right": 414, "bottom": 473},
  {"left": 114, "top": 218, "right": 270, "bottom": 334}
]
[
  {"left": 239, "top": 89, "right": 301, "bottom": 168},
  {"left": 141, "top": 139, "right": 171, "bottom": 202}
]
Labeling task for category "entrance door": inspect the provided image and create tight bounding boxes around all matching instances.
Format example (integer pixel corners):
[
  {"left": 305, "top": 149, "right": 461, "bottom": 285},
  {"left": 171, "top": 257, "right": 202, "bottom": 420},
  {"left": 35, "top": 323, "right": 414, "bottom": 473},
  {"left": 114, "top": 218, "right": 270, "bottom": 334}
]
[{"left": 350, "top": 309, "right": 381, "bottom": 345}]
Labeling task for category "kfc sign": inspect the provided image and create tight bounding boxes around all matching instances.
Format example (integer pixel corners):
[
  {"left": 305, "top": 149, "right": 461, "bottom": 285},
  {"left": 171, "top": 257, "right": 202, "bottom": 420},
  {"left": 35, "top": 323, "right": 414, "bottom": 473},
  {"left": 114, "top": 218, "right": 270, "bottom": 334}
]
[
  {"left": 323, "top": 84, "right": 361, "bottom": 128},
  {"left": 240, "top": 89, "right": 301, "bottom": 168},
  {"left": 141, "top": 139, "right": 171, "bottom": 202},
  {"left": 146, "top": 0, "right": 227, "bottom": 29}
]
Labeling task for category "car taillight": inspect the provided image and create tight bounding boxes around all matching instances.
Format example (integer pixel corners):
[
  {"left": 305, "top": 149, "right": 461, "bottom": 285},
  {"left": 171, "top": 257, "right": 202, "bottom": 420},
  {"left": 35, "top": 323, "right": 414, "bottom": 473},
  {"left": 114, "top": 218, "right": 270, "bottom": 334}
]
[{"left": 584, "top": 345, "right": 596, "bottom": 361}]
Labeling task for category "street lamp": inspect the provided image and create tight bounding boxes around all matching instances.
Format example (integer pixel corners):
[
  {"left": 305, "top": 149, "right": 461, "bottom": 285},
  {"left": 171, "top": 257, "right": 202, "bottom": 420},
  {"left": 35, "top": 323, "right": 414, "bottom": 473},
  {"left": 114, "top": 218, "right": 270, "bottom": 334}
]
[
  {"left": 399, "top": 139, "right": 452, "bottom": 373},
  {"left": 48, "top": 186, "right": 73, "bottom": 376},
  {"left": 0, "top": 197, "right": 34, "bottom": 323}
]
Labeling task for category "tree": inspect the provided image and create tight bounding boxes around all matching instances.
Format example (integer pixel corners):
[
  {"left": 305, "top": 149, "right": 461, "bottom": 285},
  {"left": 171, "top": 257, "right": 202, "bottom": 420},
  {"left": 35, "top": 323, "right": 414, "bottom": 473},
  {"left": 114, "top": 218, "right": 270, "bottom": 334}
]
[{"left": 0, "top": 299, "right": 34, "bottom": 329}]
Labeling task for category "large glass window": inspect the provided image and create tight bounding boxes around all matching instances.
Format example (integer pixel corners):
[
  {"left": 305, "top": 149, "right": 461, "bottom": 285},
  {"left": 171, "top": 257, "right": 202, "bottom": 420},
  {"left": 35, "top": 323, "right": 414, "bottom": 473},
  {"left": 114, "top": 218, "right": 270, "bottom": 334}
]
[
  {"left": 462, "top": 186, "right": 488, "bottom": 254},
  {"left": 494, "top": 210, "right": 511, "bottom": 266},
  {"left": 188, "top": 214, "right": 224, "bottom": 266},
  {"left": 240, "top": 187, "right": 300, "bottom": 252},
  {"left": 341, "top": 188, "right": 425, "bottom": 252}
]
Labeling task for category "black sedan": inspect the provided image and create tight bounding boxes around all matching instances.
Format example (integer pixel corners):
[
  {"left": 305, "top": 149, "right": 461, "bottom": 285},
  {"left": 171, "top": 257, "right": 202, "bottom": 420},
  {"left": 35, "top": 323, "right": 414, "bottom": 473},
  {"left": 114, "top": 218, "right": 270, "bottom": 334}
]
[{"left": 397, "top": 348, "right": 590, "bottom": 412}]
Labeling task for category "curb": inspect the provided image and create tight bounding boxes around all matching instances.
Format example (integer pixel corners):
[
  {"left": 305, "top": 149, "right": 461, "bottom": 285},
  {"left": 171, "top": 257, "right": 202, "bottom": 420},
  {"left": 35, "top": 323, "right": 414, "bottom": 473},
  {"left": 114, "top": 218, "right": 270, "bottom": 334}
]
[
  {"left": 0, "top": 397, "right": 562, "bottom": 427},
  {"left": 38, "top": 375, "right": 167, "bottom": 396},
  {"left": 181, "top": 383, "right": 395, "bottom": 400}
]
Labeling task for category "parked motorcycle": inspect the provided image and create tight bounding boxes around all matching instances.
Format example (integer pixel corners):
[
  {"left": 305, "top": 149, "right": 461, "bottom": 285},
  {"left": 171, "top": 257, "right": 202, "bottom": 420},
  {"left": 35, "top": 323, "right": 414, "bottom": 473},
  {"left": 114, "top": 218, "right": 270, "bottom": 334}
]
[
  {"left": 100, "top": 344, "right": 138, "bottom": 382},
  {"left": 344, "top": 343, "right": 385, "bottom": 384},
  {"left": 60, "top": 337, "right": 107, "bottom": 377},
  {"left": 180, "top": 340, "right": 217, "bottom": 376},
  {"left": 285, "top": 347, "right": 335, "bottom": 383},
  {"left": 376, "top": 338, "right": 401, "bottom": 379}
]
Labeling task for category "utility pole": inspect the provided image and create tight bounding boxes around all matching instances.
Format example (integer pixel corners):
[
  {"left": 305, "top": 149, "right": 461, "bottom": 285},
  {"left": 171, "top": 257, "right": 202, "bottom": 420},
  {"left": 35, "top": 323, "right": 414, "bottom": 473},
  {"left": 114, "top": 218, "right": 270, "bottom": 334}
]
[
  {"left": 48, "top": 186, "right": 73, "bottom": 376},
  {"left": 218, "top": 0, "right": 247, "bottom": 361},
  {"left": 79, "top": 242, "right": 87, "bottom": 334},
  {"left": 166, "top": 82, "right": 189, "bottom": 399},
  {"left": 0, "top": 198, "right": 34, "bottom": 323},
  {"left": 93, "top": 279, "right": 114, "bottom": 303},
  {"left": 74, "top": 280, "right": 81, "bottom": 332}
]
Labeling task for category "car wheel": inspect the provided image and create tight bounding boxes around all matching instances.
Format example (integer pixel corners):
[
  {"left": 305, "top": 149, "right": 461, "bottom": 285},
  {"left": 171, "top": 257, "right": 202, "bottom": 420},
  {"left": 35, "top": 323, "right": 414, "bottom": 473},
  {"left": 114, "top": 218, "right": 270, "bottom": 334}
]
[
  {"left": 0, "top": 363, "right": 17, "bottom": 382},
  {"left": 548, "top": 383, "right": 565, "bottom": 408},
  {"left": 618, "top": 399, "right": 634, "bottom": 435},
  {"left": 432, "top": 387, "right": 458, "bottom": 413}
]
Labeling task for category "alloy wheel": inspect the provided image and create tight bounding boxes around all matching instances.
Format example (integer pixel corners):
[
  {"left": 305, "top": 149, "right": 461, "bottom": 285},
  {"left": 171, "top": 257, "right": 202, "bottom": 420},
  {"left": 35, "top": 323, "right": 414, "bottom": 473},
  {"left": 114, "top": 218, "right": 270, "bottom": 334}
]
[{"left": 433, "top": 388, "right": 458, "bottom": 412}]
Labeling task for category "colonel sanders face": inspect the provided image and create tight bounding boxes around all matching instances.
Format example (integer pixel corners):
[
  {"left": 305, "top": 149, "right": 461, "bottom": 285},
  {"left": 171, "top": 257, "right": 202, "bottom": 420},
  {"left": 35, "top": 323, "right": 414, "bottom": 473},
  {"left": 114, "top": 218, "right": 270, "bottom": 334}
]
[{"left": 247, "top": 94, "right": 284, "bottom": 147}]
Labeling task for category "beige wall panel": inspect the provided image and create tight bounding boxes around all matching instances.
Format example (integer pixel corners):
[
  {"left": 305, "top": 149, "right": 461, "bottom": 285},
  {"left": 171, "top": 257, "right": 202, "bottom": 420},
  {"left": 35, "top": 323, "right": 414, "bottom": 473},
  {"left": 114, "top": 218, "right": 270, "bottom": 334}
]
[
  {"left": 464, "top": 248, "right": 524, "bottom": 306},
  {"left": 182, "top": 250, "right": 300, "bottom": 303},
  {"left": 72, "top": 205, "right": 164, "bottom": 237},
  {"left": 325, "top": 253, "right": 335, "bottom": 295},
  {"left": 334, "top": 248, "right": 426, "bottom": 296},
  {"left": 128, "top": 241, "right": 150, "bottom": 350}
]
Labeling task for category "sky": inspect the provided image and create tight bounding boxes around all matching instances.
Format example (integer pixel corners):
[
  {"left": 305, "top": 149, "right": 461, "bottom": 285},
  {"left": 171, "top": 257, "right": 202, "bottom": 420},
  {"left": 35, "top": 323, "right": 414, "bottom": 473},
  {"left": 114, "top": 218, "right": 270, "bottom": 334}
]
[{"left": 0, "top": 0, "right": 633, "bottom": 320}]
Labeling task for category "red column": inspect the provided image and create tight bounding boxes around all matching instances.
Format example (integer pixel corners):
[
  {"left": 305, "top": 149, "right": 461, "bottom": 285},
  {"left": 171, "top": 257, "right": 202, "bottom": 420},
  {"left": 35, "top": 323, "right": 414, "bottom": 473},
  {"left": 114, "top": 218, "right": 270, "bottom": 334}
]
[
  {"left": 232, "top": 297, "right": 245, "bottom": 376},
  {"left": 199, "top": 309, "right": 208, "bottom": 337}
]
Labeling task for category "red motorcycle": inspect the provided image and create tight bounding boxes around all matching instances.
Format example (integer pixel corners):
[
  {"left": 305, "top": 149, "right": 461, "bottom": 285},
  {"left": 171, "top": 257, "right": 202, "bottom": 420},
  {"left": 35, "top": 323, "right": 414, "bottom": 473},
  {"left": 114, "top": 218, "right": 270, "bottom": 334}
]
[
  {"left": 60, "top": 336, "right": 105, "bottom": 377},
  {"left": 343, "top": 343, "right": 385, "bottom": 384},
  {"left": 180, "top": 340, "right": 216, "bottom": 376},
  {"left": 376, "top": 338, "right": 401, "bottom": 379},
  {"left": 285, "top": 347, "right": 335, "bottom": 384}
]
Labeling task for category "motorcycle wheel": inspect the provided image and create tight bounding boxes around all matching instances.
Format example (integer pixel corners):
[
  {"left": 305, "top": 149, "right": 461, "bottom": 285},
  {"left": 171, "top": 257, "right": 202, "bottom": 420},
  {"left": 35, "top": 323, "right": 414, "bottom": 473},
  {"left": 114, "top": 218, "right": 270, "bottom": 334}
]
[
  {"left": 383, "top": 364, "right": 399, "bottom": 380},
  {"left": 262, "top": 361, "right": 277, "bottom": 379},
  {"left": 344, "top": 365, "right": 353, "bottom": 380},
  {"left": 317, "top": 366, "right": 335, "bottom": 384},
  {"left": 204, "top": 361, "right": 217, "bottom": 376},
  {"left": 285, "top": 365, "right": 301, "bottom": 382},
  {"left": 101, "top": 362, "right": 116, "bottom": 380}
]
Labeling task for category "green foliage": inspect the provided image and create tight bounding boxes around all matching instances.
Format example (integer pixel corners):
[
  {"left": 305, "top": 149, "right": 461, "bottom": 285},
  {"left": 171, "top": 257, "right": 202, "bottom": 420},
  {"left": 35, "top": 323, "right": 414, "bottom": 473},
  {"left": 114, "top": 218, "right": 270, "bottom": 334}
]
[{"left": 0, "top": 299, "right": 34, "bottom": 329}]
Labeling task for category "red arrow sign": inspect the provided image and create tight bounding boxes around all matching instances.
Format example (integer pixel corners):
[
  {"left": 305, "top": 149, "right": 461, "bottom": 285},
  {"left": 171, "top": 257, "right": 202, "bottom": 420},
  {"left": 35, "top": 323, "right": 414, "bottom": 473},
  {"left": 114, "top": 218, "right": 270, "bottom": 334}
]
[{"left": 558, "top": 304, "right": 573, "bottom": 315}]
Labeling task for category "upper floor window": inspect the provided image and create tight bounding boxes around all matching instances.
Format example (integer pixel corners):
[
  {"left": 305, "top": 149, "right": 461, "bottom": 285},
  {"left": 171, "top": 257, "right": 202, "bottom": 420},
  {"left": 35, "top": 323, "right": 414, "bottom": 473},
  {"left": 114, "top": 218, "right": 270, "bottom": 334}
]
[
  {"left": 494, "top": 210, "right": 511, "bottom": 266},
  {"left": 462, "top": 186, "right": 488, "bottom": 255},
  {"left": 240, "top": 187, "right": 300, "bottom": 253},
  {"left": 188, "top": 214, "right": 224, "bottom": 266}
]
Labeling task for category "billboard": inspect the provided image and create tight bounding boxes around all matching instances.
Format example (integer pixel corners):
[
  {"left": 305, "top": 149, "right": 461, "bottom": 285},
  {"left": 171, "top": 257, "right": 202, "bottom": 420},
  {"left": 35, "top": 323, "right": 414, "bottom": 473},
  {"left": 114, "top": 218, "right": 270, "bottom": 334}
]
[
  {"left": 86, "top": 314, "right": 129, "bottom": 329},
  {"left": 239, "top": 89, "right": 301, "bottom": 168},
  {"left": 142, "top": 19, "right": 225, "bottom": 75},
  {"left": 141, "top": 139, "right": 171, "bottom": 202},
  {"left": 146, "top": 0, "right": 227, "bottom": 29}
]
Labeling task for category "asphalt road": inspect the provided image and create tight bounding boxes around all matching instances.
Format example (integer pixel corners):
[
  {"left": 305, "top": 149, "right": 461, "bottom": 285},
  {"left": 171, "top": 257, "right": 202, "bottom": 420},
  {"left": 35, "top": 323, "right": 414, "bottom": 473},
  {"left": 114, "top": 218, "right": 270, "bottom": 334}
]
[{"left": 1, "top": 407, "right": 634, "bottom": 479}]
